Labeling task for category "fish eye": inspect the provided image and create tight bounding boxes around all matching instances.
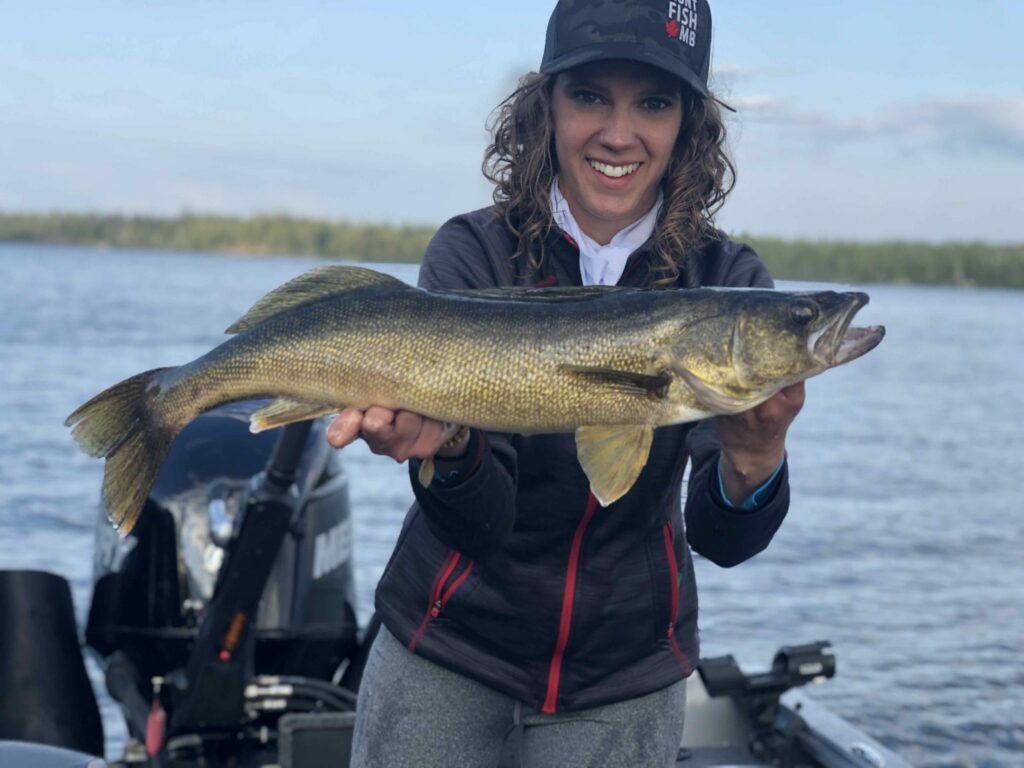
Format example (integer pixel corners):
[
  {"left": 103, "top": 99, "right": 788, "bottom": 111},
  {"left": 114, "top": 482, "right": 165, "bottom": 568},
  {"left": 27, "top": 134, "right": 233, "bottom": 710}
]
[{"left": 789, "top": 300, "right": 818, "bottom": 325}]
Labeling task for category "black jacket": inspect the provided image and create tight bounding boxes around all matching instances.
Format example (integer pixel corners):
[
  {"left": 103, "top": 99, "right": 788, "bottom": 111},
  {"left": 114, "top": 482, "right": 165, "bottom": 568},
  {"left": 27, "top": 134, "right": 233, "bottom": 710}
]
[{"left": 374, "top": 207, "right": 790, "bottom": 713}]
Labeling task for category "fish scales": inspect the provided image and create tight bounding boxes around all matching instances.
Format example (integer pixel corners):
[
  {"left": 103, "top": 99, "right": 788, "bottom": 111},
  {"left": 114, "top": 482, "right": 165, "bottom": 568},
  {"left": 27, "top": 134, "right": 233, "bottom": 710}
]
[{"left": 164, "top": 287, "right": 687, "bottom": 433}]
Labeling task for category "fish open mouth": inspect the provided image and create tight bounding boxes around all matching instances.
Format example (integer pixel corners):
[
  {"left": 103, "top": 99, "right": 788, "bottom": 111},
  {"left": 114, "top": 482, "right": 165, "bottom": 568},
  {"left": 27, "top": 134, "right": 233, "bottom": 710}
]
[{"left": 812, "top": 293, "right": 886, "bottom": 367}]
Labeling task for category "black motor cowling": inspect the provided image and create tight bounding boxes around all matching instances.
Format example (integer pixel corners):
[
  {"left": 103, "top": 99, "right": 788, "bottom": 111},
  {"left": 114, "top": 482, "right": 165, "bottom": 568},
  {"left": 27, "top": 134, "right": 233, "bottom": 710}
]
[{"left": 0, "top": 570, "right": 104, "bottom": 756}]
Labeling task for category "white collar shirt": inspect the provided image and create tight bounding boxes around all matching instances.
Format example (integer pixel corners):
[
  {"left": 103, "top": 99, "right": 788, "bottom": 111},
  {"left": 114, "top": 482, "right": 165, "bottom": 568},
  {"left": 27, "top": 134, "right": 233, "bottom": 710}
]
[{"left": 549, "top": 178, "right": 662, "bottom": 287}]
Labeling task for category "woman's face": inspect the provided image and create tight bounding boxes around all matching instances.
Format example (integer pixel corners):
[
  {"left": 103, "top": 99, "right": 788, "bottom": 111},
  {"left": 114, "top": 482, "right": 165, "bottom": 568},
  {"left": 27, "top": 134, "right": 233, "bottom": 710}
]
[{"left": 551, "top": 60, "right": 684, "bottom": 245}]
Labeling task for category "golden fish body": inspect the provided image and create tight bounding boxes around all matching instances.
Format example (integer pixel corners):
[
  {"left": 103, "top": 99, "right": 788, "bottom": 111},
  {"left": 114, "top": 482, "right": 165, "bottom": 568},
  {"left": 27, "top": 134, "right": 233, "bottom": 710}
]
[{"left": 68, "top": 266, "right": 884, "bottom": 531}]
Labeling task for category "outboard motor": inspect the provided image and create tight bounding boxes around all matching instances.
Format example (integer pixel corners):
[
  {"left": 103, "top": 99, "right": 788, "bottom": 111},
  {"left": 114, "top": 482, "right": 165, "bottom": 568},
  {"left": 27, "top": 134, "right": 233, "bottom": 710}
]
[{"left": 84, "top": 402, "right": 359, "bottom": 765}]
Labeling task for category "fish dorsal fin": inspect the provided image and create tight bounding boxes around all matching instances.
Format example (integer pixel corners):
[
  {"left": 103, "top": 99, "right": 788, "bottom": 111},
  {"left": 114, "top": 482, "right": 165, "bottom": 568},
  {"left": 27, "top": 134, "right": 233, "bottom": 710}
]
[
  {"left": 227, "top": 266, "right": 406, "bottom": 333},
  {"left": 560, "top": 365, "right": 672, "bottom": 399},
  {"left": 249, "top": 398, "right": 340, "bottom": 432},
  {"left": 575, "top": 425, "right": 654, "bottom": 506},
  {"left": 440, "top": 285, "right": 634, "bottom": 303}
]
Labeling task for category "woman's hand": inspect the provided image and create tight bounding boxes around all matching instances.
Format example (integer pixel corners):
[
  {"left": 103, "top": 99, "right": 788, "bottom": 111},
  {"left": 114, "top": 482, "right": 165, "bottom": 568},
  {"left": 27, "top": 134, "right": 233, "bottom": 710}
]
[
  {"left": 326, "top": 407, "right": 470, "bottom": 462},
  {"left": 713, "top": 381, "right": 805, "bottom": 506}
]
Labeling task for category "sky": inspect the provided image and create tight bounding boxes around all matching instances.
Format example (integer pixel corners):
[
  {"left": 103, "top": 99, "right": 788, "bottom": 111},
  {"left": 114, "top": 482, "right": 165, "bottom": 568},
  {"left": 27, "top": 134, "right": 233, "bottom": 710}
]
[{"left": 1, "top": 1, "right": 1022, "bottom": 242}]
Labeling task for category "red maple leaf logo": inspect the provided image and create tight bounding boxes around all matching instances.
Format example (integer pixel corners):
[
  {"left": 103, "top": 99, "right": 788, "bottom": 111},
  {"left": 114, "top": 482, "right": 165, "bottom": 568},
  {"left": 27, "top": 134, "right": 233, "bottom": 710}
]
[{"left": 665, "top": 19, "right": 679, "bottom": 38}]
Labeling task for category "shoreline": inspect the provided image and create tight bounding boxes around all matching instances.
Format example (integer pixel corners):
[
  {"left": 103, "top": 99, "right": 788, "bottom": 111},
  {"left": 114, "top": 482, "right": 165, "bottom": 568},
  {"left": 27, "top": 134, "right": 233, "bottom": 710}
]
[{"left": 2, "top": 212, "right": 1022, "bottom": 289}]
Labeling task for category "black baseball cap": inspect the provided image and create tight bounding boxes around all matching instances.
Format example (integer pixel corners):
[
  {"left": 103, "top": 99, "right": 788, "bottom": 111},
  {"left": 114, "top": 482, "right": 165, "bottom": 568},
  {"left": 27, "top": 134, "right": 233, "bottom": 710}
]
[{"left": 540, "top": 0, "right": 712, "bottom": 98}]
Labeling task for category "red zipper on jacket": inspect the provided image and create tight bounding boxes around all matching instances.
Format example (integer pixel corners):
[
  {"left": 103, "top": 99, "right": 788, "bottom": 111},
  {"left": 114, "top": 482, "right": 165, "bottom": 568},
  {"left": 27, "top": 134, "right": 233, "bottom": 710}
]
[
  {"left": 662, "top": 521, "right": 692, "bottom": 675},
  {"left": 542, "top": 492, "right": 600, "bottom": 714},
  {"left": 408, "top": 551, "right": 474, "bottom": 652}
]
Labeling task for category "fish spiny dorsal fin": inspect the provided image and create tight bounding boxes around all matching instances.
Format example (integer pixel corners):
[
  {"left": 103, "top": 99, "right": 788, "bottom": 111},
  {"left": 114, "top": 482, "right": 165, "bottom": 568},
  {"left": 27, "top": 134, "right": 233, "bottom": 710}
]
[
  {"left": 226, "top": 266, "right": 407, "bottom": 333},
  {"left": 440, "top": 285, "right": 632, "bottom": 303}
]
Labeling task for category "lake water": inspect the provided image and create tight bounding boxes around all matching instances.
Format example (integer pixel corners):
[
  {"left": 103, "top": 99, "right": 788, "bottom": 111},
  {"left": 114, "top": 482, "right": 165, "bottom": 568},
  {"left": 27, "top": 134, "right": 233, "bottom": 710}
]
[{"left": 1, "top": 243, "right": 1021, "bottom": 767}]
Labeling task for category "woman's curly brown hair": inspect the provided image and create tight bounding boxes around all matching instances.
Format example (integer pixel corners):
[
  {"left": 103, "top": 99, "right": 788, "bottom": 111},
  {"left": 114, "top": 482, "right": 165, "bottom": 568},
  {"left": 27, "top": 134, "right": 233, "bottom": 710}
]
[{"left": 483, "top": 71, "right": 735, "bottom": 287}]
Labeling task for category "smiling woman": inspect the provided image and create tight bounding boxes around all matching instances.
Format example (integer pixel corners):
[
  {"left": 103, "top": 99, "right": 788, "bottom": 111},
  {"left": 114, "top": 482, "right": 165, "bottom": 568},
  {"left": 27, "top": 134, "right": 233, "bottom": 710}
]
[
  {"left": 551, "top": 61, "right": 683, "bottom": 244},
  {"left": 325, "top": 2, "right": 806, "bottom": 767},
  {"left": 483, "top": 43, "right": 734, "bottom": 289}
]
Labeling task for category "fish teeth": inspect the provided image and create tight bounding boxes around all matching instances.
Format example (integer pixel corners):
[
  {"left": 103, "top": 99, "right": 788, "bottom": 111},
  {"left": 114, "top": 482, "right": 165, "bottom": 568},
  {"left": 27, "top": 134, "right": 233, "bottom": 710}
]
[{"left": 588, "top": 160, "right": 641, "bottom": 178}]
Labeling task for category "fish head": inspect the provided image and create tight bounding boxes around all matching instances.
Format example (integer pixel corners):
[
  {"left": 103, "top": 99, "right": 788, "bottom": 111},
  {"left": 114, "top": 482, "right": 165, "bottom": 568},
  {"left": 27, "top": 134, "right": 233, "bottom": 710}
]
[
  {"left": 668, "top": 290, "right": 885, "bottom": 415},
  {"left": 733, "top": 290, "right": 885, "bottom": 386}
]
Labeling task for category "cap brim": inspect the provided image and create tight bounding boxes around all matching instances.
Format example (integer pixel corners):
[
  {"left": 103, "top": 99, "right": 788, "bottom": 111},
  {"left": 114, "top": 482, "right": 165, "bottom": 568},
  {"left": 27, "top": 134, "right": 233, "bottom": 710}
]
[{"left": 540, "top": 42, "right": 708, "bottom": 98}]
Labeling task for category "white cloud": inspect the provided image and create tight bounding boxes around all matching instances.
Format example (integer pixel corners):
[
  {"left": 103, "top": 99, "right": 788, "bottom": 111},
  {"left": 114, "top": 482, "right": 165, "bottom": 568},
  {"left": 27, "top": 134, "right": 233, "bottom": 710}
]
[
  {"left": 732, "top": 95, "right": 1024, "bottom": 157},
  {"left": 895, "top": 98, "right": 1024, "bottom": 156}
]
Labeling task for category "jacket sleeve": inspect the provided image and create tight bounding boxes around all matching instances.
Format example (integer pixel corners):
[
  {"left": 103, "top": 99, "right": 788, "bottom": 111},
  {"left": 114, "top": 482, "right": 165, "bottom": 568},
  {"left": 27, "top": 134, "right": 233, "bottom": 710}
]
[
  {"left": 405, "top": 216, "right": 519, "bottom": 558},
  {"left": 683, "top": 239, "right": 791, "bottom": 567}
]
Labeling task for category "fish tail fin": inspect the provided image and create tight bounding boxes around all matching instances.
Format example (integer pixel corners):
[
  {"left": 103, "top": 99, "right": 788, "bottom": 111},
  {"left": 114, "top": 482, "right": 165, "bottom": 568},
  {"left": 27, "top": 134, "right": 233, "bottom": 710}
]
[{"left": 66, "top": 367, "right": 179, "bottom": 533}]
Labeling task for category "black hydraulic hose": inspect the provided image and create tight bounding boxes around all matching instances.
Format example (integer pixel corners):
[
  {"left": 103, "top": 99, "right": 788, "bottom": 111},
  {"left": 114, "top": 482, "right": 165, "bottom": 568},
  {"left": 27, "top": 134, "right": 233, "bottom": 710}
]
[
  {"left": 269, "top": 675, "right": 358, "bottom": 708},
  {"left": 247, "top": 691, "right": 350, "bottom": 714},
  {"left": 249, "top": 678, "right": 355, "bottom": 712}
]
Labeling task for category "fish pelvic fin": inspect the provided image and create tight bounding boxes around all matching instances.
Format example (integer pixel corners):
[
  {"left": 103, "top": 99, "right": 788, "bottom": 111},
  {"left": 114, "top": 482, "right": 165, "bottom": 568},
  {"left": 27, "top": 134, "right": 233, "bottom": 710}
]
[
  {"left": 575, "top": 425, "right": 654, "bottom": 507},
  {"left": 65, "top": 368, "right": 178, "bottom": 534},
  {"left": 227, "top": 266, "right": 406, "bottom": 333},
  {"left": 250, "top": 398, "right": 339, "bottom": 433},
  {"left": 559, "top": 365, "right": 672, "bottom": 399}
]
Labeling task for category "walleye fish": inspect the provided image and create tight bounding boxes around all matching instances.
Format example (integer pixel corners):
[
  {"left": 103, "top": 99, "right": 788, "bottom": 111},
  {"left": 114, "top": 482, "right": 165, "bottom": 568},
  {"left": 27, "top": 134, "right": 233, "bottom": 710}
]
[{"left": 67, "top": 266, "right": 884, "bottom": 532}]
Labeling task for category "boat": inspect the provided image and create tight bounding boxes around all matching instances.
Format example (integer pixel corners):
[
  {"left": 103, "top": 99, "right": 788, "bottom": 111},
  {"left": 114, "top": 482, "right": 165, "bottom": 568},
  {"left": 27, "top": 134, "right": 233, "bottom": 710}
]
[{"left": 0, "top": 403, "right": 910, "bottom": 767}]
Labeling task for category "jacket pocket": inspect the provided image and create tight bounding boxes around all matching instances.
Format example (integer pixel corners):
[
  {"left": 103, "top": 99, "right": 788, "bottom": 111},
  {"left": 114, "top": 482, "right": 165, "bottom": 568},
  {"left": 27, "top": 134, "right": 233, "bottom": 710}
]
[
  {"left": 661, "top": 522, "right": 681, "bottom": 637},
  {"left": 407, "top": 550, "right": 475, "bottom": 652},
  {"left": 661, "top": 521, "right": 692, "bottom": 674}
]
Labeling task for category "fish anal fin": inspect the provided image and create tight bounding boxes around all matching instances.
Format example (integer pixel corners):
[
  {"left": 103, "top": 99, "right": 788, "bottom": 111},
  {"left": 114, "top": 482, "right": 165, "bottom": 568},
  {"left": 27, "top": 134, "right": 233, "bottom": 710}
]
[
  {"left": 227, "top": 266, "right": 406, "bottom": 333},
  {"left": 250, "top": 398, "right": 339, "bottom": 433},
  {"left": 678, "top": 368, "right": 751, "bottom": 414},
  {"left": 575, "top": 425, "right": 654, "bottom": 507},
  {"left": 561, "top": 365, "right": 671, "bottom": 399}
]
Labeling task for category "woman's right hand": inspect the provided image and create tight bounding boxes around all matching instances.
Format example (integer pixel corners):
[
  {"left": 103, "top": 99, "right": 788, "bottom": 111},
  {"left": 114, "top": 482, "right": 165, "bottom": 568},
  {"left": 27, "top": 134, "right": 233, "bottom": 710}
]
[{"left": 326, "top": 407, "right": 468, "bottom": 462}]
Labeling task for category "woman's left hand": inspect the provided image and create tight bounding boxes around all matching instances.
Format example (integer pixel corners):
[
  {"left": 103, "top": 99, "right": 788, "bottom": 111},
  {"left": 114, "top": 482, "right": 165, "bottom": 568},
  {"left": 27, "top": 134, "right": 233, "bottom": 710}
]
[{"left": 713, "top": 381, "right": 805, "bottom": 506}]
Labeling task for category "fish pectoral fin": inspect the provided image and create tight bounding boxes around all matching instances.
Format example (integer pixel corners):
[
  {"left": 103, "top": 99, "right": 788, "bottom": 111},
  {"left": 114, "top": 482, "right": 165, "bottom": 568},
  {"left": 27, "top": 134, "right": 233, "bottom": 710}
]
[
  {"left": 575, "top": 425, "right": 654, "bottom": 507},
  {"left": 560, "top": 365, "right": 672, "bottom": 399},
  {"left": 250, "top": 398, "right": 339, "bottom": 433},
  {"left": 227, "top": 266, "right": 407, "bottom": 333},
  {"left": 677, "top": 368, "right": 750, "bottom": 414}
]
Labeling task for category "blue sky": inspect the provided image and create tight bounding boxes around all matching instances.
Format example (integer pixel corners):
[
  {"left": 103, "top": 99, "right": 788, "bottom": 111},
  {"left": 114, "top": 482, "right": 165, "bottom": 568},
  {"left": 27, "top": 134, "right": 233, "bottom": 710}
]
[{"left": 1, "top": 1, "right": 1021, "bottom": 242}]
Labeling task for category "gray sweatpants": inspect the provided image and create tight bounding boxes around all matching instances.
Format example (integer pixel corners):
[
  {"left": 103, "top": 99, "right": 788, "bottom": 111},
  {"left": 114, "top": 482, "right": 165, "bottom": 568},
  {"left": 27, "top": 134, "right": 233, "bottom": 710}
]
[{"left": 351, "top": 625, "right": 686, "bottom": 768}]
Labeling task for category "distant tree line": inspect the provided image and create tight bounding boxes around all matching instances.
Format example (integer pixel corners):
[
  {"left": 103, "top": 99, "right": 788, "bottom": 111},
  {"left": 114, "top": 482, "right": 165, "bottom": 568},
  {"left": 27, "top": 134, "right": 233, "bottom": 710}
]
[
  {"left": 742, "top": 235, "right": 1024, "bottom": 289},
  {"left": 0, "top": 212, "right": 434, "bottom": 264},
  {"left": 1, "top": 212, "right": 1021, "bottom": 288}
]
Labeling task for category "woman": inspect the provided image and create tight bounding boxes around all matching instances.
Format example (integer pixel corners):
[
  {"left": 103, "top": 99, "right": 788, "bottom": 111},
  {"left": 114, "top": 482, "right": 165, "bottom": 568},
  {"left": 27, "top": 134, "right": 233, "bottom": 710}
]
[{"left": 329, "top": 1, "right": 804, "bottom": 766}]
